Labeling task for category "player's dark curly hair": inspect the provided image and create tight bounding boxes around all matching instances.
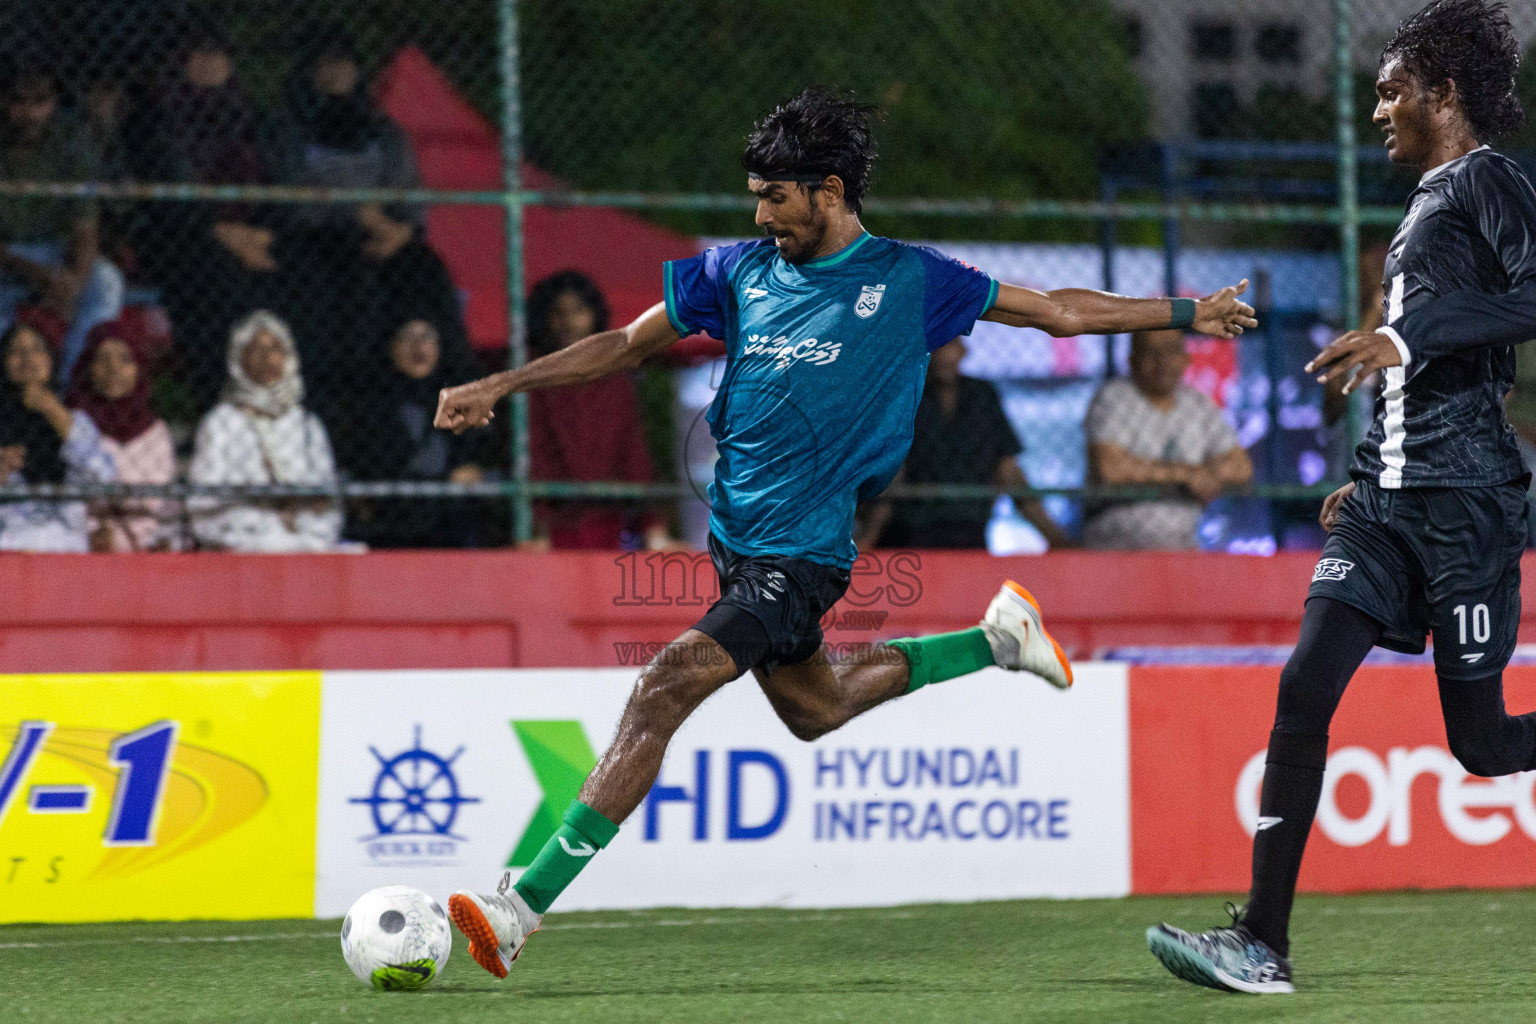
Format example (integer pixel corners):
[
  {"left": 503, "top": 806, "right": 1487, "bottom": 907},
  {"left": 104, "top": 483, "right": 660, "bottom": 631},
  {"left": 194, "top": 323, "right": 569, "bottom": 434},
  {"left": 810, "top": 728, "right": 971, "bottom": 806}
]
[
  {"left": 1381, "top": 0, "right": 1524, "bottom": 141},
  {"left": 742, "top": 87, "right": 877, "bottom": 213}
]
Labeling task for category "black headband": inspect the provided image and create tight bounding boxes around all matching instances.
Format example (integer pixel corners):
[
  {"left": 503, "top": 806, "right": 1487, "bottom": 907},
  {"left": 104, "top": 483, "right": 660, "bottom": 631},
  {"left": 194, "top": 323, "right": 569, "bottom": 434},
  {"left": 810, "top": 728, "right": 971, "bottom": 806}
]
[{"left": 748, "top": 171, "right": 832, "bottom": 184}]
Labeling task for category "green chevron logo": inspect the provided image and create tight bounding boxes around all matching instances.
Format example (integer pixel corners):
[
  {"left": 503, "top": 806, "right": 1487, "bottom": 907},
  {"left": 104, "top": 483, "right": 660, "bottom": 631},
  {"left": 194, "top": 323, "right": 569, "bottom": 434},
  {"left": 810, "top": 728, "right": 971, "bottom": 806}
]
[{"left": 507, "top": 720, "right": 598, "bottom": 867}]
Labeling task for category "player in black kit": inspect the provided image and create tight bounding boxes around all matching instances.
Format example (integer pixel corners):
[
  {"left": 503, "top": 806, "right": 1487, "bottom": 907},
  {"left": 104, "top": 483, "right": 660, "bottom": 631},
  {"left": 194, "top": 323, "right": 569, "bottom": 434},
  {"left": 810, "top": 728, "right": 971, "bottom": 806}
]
[{"left": 1146, "top": 0, "right": 1536, "bottom": 994}]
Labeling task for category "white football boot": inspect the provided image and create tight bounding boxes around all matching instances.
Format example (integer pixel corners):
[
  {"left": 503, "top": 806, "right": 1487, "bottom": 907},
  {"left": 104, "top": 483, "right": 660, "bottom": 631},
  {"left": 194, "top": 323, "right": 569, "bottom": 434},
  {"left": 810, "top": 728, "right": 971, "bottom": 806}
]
[
  {"left": 980, "top": 579, "right": 1073, "bottom": 689},
  {"left": 448, "top": 873, "right": 543, "bottom": 979}
]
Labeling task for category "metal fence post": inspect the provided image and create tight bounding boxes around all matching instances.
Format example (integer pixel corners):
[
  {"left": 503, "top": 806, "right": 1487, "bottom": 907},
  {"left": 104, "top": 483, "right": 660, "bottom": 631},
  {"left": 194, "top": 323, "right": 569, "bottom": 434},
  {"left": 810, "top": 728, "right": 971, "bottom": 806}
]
[
  {"left": 500, "top": 0, "right": 532, "bottom": 542},
  {"left": 1335, "top": 0, "right": 1362, "bottom": 452},
  {"left": 1159, "top": 143, "right": 1179, "bottom": 298}
]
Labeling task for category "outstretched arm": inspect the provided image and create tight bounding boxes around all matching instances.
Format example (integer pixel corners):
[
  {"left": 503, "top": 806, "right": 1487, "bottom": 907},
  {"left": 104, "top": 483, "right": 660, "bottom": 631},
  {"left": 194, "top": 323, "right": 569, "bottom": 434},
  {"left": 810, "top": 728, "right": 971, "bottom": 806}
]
[
  {"left": 434, "top": 302, "right": 681, "bottom": 433},
  {"left": 980, "top": 280, "right": 1256, "bottom": 339}
]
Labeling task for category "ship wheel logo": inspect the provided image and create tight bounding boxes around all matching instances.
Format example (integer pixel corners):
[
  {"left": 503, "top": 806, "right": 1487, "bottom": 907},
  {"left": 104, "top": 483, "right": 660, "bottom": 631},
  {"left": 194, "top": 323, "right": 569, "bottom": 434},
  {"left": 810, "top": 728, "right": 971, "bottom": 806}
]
[{"left": 350, "top": 725, "right": 481, "bottom": 839}]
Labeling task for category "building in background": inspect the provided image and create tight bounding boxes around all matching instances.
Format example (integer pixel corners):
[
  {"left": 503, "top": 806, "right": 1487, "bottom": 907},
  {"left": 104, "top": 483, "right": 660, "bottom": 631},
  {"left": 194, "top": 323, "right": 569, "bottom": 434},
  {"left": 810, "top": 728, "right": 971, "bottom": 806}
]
[{"left": 1112, "top": 0, "right": 1536, "bottom": 139}]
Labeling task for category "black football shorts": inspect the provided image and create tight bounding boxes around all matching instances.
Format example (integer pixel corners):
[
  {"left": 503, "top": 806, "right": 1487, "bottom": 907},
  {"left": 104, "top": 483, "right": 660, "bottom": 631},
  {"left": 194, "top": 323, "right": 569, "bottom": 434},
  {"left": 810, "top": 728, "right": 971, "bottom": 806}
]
[
  {"left": 693, "top": 532, "right": 851, "bottom": 677},
  {"left": 1308, "top": 478, "right": 1528, "bottom": 680}
]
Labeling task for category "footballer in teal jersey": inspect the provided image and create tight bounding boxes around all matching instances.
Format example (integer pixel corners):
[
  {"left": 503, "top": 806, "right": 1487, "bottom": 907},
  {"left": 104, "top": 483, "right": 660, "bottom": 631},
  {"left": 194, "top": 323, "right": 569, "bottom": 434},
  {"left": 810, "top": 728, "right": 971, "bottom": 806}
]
[
  {"left": 664, "top": 231, "right": 999, "bottom": 569},
  {"left": 434, "top": 88, "right": 1256, "bottom": 978}
]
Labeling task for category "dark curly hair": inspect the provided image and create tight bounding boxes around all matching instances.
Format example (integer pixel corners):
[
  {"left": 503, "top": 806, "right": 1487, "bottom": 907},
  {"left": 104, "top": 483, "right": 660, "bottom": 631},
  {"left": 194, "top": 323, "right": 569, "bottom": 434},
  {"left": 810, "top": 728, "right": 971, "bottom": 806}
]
[
  {"left": 527, "top": 270, "right": 610, "bottom": 357},
  {"left": 742, "top": 87, "right": 877, "bottom": 213},
  {"left": 1381, "top": 0, "right": 1524, "bottom": 141}
]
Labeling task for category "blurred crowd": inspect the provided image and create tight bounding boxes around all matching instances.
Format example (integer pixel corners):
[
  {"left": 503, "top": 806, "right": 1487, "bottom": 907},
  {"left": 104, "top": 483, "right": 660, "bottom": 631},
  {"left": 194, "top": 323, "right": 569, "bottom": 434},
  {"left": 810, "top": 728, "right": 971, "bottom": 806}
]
[
  {"left": 0, "top": 19, "right": 1273, "bottom": 555},
  {"left": 856, "top": 329, "right": 1254, "bottom": 553},
  {"left": 0, "top": 21, "right": 517, "bottom": 552}
]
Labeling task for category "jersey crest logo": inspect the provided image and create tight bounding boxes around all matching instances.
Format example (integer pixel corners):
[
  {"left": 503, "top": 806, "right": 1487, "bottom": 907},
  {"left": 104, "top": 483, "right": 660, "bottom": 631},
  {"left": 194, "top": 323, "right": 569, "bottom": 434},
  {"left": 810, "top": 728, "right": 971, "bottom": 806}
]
[
  {"left": 743, "top": 287, "right": 769, "bottom": 300},
  {"left": 1312, "top": 558, "right": 1354, "bottom": 582},
  {"left": 854, "top": 284, "right": 886, "bottom": 318}
]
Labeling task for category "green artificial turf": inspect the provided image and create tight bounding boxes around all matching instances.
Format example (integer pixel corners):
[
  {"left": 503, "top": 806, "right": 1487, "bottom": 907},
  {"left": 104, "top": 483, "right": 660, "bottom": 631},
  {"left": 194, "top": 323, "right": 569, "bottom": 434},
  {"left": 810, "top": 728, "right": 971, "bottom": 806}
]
[{"left": 3, "top": 891, "right": 1533, "bottom": 1023}]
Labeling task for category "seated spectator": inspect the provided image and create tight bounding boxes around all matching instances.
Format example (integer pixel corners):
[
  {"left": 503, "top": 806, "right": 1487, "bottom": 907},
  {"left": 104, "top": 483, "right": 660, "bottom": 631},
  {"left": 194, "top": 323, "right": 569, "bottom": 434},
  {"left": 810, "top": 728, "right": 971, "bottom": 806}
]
[
  {"left": 79, "top": 72, "right": 137, "bottom": 276},
  {"left": 339, "top": 314, "right": 496, "bottom": 548},
  {"left": 123, "top": 27, "right": 284, "bottom": 412},
  {"left": 1083, "top": 328, "right": 1253, "bottom": 549},
  {"left": 0, "top": 62, "right": 125, "bottom": 380},
  {"left": 66, "top": 319, "right": 181, "bottom": 551},
  {"left": 80, "top": 74, "right": 129, "bottom": 180},
  {"left": 188, "top": 311, "right": 342, "bottom": 552},
  {"left": 859, "top": 337, "right": 1073, "bottom": 550},
  {"left": 527, "top": 271, "right": 673, "bottom": 550},
  {"left": 266, "top": 26, "right": 469, "bottom": 420},
  {"left": 0, "top": 320, "right": 116, "bottom": 551}
]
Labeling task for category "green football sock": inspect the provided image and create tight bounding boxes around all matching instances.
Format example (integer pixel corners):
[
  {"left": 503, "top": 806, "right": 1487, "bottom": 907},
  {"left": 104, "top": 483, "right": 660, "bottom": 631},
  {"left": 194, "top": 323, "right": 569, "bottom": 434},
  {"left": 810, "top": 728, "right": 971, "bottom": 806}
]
[
  {"left": 512, "top": 800, "right": 619, "bottom": 914},
  {"left": 888, "top": 627, "right": 996, "bottom": 693}
]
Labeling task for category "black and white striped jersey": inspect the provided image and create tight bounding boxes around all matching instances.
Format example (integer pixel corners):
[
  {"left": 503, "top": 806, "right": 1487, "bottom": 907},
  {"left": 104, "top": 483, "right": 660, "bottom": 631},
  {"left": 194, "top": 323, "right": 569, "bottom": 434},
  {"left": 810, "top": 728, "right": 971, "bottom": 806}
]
[{"left": 1353, "top": 147, "right": 1536, "bottom": 489}]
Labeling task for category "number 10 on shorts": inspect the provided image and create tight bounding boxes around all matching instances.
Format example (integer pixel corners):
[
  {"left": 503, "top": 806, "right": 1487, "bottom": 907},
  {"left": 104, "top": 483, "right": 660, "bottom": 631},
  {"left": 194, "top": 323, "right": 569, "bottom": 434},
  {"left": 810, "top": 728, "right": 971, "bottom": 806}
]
[{"left": 1453, "top": 604, "right": 1491, "bottom": 646}]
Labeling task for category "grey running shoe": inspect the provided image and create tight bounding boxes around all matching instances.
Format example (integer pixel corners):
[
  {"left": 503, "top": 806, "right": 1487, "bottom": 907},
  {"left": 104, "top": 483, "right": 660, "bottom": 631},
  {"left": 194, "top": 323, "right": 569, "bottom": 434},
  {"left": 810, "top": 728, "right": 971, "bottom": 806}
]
[{"left": 1146, "top": 907, "right": 1294, "bottom": 994}]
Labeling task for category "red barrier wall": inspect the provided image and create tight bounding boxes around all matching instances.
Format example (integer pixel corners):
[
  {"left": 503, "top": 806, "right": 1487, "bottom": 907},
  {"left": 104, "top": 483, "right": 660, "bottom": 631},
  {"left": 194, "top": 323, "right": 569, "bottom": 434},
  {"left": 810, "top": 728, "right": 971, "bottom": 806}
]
[{"left": 7, "top": 550, "right": 1536, "bottom": 673}]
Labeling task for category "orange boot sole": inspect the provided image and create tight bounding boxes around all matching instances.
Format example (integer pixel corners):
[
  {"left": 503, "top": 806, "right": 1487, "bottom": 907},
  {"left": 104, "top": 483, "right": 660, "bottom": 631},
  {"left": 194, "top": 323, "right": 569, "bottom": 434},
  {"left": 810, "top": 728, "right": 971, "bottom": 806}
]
[
  {"left": 1002, "top": 579, "right": 1074, "bottom": 687},
  {"left": 448, "top": 893, "right": 512, "bottom": 979}
]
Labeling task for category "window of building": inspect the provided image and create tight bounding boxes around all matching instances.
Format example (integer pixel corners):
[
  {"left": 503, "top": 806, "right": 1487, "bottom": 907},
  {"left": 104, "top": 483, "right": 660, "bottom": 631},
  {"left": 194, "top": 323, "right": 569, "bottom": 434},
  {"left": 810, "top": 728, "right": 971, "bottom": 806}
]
[
  {"left": 1193, "top": 83, "right": 1242, "bottom": 139},
  {"left": 1191, "top": 21, "right": 1236, "bottom": 61},
  {"left": 1255, "top": 23, "right": 1302, "bottom": 64},
  {"left": 1121, "top": 15, "right": 1143, "bottom": 58}
]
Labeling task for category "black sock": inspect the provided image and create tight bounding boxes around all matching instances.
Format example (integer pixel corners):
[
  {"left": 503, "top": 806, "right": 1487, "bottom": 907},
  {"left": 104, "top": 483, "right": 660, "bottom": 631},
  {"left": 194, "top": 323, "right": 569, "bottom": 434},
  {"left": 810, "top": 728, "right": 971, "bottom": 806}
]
[
  {"left": 1238, "top": 598, "right": 1381, "bottom": 958},
  {"left": 1241, "top": 728, "right": 1329, "bottom": 959}
]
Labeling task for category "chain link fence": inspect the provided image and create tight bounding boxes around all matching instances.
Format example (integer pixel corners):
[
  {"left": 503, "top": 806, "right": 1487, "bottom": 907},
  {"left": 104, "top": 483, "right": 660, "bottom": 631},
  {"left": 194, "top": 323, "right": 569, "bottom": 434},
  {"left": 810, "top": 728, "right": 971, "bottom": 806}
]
[{"left": 0, "top": 0, "right": 1526, "bottom": 553}]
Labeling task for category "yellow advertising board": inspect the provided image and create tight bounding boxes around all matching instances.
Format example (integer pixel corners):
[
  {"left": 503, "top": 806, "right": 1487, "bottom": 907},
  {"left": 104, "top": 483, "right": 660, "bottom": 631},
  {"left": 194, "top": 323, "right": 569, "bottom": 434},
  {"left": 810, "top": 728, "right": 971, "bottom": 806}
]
[{"left": 0, "top": 673, "right": 320, "bottom": 923}]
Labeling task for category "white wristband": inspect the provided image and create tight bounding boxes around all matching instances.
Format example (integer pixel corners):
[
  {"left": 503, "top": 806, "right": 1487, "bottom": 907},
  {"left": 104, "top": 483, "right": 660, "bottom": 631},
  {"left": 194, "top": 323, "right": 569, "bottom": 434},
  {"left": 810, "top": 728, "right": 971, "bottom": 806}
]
[{"left": 1376, "top": 326, "right": 1411, "bottom": 369}]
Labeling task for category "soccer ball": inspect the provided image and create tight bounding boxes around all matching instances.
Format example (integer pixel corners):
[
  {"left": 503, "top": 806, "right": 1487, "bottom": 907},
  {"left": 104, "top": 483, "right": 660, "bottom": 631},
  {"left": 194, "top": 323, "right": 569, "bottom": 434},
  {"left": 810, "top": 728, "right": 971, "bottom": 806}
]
[{"left": 340, "top": 885, "right": 453, "bottom": 990}]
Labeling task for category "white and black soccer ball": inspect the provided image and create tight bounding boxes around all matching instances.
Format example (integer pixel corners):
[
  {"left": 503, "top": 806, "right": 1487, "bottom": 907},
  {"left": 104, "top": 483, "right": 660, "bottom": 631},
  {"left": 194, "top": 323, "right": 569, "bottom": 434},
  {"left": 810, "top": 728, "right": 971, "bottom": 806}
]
[{"left": 340, "top": 885, "right": 453, "bottom": 990}]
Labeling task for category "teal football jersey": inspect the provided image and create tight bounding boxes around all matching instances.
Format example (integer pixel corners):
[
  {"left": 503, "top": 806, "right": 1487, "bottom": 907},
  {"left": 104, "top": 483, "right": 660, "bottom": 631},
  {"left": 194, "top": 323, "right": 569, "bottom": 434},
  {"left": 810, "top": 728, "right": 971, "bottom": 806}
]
[{"left": 664, "top": 232, "right": 997, "bottom": 568}]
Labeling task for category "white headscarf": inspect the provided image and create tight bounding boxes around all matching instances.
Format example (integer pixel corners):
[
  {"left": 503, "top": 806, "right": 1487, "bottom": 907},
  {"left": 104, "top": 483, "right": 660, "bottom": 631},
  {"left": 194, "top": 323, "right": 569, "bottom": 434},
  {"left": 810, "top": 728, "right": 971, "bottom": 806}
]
[{"left": 224, "top": 311, "right": 305, "bottom": 418}]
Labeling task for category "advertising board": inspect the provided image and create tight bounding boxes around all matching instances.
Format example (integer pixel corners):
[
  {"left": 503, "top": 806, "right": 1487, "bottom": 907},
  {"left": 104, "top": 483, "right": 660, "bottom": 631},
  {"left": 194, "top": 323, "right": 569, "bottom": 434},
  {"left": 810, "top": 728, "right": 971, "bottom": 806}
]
[
  {"left": 315, "top": 666, "right": 1131, "bottom": 915},
  {"left": 1129, "top": 666, "right": 1536, "bottom": 893},
  {"left": 0, "top": 672, "right": 320, "bottom": 923}
]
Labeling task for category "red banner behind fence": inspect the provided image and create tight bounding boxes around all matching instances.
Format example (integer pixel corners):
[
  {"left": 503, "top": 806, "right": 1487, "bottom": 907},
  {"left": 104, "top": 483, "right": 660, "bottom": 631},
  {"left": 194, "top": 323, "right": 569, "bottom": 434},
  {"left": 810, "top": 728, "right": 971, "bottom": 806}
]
[{"left": 1130, "top": 665, "right": 1536, "bottom": 894}]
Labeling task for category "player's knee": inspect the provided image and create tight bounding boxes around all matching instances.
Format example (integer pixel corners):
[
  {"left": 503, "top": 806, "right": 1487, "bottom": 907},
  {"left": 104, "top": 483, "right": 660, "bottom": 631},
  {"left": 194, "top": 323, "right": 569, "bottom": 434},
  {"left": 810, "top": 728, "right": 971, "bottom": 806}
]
[
  {"left": 1273, "top": 660, "right": 1338, "bottom": 735},
  {"left": 773, "top": 697, "right": 846, "bottom": 742},
  {"left": 1448, "top": 741, "right": 1503, "bottom": 778},
  {"left": 783, "top": 716, "right": 827, "bottom": 743},
  {"left": 777, "top": 703, "right": 835, "bottom": 742},
  {"left": 1272, "top": 660, "right": 1314, "bottom": 732},
  {"left": 1446, "top": 732, "right": 1517, "bottom": 778},
  {"left": 628, "top": 665, "right": 700, "bottom": 734}
]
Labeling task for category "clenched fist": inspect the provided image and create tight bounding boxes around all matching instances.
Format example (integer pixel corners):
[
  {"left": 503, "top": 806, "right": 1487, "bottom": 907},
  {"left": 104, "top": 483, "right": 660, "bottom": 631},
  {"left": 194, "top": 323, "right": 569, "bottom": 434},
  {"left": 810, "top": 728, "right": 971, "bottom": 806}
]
[{"left": 435, "top": 379, "right": 500, "bottom": 434}]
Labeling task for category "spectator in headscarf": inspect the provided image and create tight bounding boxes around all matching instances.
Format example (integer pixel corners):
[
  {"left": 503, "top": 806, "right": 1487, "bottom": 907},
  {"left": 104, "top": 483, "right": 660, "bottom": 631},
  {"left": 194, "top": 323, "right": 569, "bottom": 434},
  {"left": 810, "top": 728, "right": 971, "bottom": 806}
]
[
  {"left": 266, "top": 25, "right": 468, "bottom": 422},
  {"left": 66, "top": 318, "right": 181, "bottom": 551},
  {"left": 123, "top": 27, "right": 286, "bottom": 411},
  {"left": 339, "top": 315, "right": 497, "bottom": 548},
  {"left": 0, "top": 319, "right": 116, "bottom": 551},
  {"left": 526, "top": 271, "right": 673, "bottom": 550},
  {"left": 188, "top": 310, "right": 342, "bottom": 552}
]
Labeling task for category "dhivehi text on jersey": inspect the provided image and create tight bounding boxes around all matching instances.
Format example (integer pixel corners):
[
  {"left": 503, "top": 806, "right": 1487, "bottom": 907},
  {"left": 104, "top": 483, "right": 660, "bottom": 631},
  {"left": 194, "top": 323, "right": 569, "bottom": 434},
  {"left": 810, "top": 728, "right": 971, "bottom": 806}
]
[{"left": 740, "top": 334, "right": 843, "bottom": 370}]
